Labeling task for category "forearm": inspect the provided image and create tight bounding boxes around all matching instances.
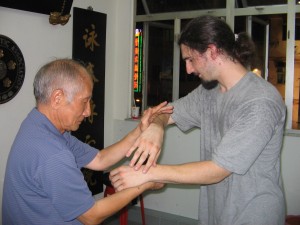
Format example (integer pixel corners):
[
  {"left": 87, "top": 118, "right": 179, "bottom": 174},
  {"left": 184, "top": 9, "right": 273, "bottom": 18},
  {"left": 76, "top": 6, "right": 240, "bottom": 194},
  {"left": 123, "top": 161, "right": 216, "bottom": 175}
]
[
  {"left": 86, "top": 102, "right": 174, "bottom": 171},
  {"left": 78, "top": 183, "right": 152, "bottom": 225},
  {"left": 85, "top": 126, "right": 142, "bottom": 171},
  {"left": 147, "top": 161, "right": 231, "bottom": 185}
]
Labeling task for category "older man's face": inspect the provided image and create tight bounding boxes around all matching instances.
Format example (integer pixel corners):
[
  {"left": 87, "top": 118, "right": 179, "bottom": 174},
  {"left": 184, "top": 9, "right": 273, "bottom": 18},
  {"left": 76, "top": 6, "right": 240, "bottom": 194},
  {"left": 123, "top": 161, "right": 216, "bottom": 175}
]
[{"left": 56, "top": 75, "right": 93, "bottom": 133}]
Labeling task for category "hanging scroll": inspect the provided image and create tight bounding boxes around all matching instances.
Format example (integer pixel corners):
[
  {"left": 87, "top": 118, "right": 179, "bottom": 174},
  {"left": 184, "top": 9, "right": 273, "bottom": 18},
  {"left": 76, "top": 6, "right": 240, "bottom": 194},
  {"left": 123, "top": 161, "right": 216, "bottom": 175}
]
[{"left": 72, "top": 7, "right": 106, "bottom": 195}]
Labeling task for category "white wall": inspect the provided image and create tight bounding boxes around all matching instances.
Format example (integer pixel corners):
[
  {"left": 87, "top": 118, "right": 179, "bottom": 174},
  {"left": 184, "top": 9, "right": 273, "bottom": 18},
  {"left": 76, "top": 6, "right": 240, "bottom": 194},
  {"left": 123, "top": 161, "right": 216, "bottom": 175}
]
[
  {"left": 0, "top": 0, "right": 299, "bottom": 223},
  {"left": 281, "top": 135, "right": 300, "bottom": 215}
]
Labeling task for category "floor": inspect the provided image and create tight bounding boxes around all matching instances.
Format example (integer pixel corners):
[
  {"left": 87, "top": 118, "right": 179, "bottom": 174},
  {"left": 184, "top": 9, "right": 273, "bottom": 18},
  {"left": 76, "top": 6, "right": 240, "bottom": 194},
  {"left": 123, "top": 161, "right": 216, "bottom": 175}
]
[
  {"left": 100, "top": 204, "right": 300, "bottom": 225},
  {"left": 101, "top": 206, "right": 198, "bottom": 225}
]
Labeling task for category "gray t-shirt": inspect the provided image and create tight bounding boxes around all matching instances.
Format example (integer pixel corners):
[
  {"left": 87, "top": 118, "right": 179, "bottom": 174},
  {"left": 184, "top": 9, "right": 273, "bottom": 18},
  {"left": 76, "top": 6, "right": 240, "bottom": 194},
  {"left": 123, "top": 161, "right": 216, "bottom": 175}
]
[{"left": 171, "top": 72, "right": 286, "bottom": 225}]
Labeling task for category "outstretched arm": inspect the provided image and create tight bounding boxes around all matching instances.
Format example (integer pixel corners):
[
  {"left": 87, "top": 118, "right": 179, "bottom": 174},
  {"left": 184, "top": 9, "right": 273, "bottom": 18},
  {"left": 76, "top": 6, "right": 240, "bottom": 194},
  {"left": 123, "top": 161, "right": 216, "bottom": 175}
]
[
  {"left": 126, "top": 113, "right": 175, "bottom": 173},
  {"left": 85, "top": 101, "right": 173, "bottom": 171},
  {"left": 109, "top": 161, "right": 231, "bottom": 192}
]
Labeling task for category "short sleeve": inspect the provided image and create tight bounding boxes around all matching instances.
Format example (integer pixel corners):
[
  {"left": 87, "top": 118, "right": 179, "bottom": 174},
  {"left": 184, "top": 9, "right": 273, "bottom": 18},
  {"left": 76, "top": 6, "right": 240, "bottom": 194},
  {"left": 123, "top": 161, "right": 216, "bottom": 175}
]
[
  {"left": 64, "top": 132, "right": 99, "bottom": 168},
  {"left": 213, "top": 99, "right": 285, "bottom": 175},
  {"left": 40, "top": 151, "right": 95, "bottom": 221},
  {"left": 171, "top": 85, "right": 205, "bottom": 131}
]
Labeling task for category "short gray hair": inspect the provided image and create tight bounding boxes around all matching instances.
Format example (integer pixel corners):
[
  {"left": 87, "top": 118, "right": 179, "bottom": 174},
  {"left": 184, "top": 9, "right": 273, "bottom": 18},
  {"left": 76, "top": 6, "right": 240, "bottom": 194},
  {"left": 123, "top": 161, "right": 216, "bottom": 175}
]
[{"left": 33, "top": 59, "right": 92, "bottom": 104}]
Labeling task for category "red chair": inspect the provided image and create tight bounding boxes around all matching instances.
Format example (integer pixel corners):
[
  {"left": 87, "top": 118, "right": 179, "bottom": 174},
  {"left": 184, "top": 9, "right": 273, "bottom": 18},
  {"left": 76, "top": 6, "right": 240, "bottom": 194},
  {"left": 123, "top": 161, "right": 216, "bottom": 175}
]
[{"left": 103, "top": 173, "right": 146, "bottom": 225}]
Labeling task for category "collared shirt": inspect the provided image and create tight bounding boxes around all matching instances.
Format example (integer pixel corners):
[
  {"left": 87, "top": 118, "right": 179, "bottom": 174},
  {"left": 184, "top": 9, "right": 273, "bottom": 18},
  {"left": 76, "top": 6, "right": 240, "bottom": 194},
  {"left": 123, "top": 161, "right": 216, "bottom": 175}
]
[{"left": 2, "top": 108, "right": 99, "bottom": 225}]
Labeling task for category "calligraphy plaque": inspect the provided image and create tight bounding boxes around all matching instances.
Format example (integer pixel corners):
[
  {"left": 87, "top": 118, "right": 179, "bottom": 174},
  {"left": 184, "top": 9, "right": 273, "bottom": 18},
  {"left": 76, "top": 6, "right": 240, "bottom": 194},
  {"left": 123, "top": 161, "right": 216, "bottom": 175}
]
[{"left": 72, "top": 7, "right": 106, "bottom": 195}]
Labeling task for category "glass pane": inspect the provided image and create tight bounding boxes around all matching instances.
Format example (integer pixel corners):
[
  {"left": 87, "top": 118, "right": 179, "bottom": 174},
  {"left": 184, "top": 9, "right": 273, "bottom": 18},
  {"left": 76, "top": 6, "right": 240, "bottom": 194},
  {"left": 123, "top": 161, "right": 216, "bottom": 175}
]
[
  {"left": 234, "top": 15, "right": 270, "bottom": 78},
  {"left": 267, "top": 15, "right": 287, "bottom": 109},
  {"left": 292, "top": 14, "right": 300, "bottom": 129},
  {"left": 146, "top": 21, "right": 174, "bottom": 106}
]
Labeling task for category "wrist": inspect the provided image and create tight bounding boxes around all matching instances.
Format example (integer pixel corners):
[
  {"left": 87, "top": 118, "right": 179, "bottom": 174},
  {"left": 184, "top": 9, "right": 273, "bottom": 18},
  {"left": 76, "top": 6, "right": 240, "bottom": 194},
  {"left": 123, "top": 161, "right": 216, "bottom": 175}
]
[
  {"left": 140, "top": 182, "right": 154, "bottom": 191},
  {"left": 152, "top": 114, "right": 168, "bottom": 128},
  {"left": 127, "top": 125, "right": 142, "bottom": 141}
]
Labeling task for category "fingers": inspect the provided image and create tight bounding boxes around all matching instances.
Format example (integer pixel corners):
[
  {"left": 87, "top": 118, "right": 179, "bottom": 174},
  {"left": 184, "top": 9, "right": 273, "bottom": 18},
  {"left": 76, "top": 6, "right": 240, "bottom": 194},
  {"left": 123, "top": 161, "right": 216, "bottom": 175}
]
[
  {"left": 126, "top": 141, "right": 139, "bottom": 158},
  {"left": 140, "top": 108, "right": 151, "bottom": 124},
  {"left": 152, "top": 101, "right": 168, "bottom": 112},
  {"left": 151, "top": 182, "right": 165, "bottom": 190},
  {"left": 128, "top": 101, "right": 170, "bottom": 172},
  {"left": 129, "top": 149, "right": 144, "bottom": 168},
  {"left": 109, "top": 166, "right": 149, "bottom": 192},
  {"left": 127, "top": 137, "right": 150, "bottom": 168},
  {"left": 152, "top": 152, "right": 160, "bottom": 167},
  {"left": 144, "top": 101, "right": 168, "bottom": 118},
  {"left": 158, "top": 106, "right": 173, "bottom": 114},
  {"left": 152, "top": 101, "right": 173, "bottom": 114},
  {"left": 132, "top": 150, "right": 150, "bottom": 171},
  {"left": 112, "top": 180, "right": 125, "bottom": 192},
  {"left": 129, "top": 131, "right": 163, "bottom": 171},
  {"left": 129, "top": 143, "right": 150, "bottom": 170},
  {"left": 129, "top": 140, "right": 160, "bottom": 171},
  {"left": 109, "top": 168, "right": 125, "bottom": 191},
  {"left": 128, "top": 140, "right": 145, "bottom": 167},
  {"left": 142, "top": 150, "right": 159, "bottom": 173}
]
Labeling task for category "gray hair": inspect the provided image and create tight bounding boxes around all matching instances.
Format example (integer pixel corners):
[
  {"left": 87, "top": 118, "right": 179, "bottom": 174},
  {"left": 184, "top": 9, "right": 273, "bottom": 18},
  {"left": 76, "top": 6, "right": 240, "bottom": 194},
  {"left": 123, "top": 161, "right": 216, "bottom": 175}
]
[{"left": 33, "top": 59, "right": 92, "bottom": 104}]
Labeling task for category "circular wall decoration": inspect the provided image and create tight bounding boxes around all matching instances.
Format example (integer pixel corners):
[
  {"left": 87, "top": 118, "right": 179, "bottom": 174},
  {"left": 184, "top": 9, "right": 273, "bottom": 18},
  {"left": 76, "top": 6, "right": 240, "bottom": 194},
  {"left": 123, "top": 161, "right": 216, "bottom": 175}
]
[{"left": 0, "top": 34, "right": 25, "bottom": 104}]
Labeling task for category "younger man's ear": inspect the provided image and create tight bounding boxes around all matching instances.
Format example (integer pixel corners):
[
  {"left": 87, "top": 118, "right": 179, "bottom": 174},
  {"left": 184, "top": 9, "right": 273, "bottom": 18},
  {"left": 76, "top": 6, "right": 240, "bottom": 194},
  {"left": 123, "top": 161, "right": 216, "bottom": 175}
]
[{"left": 207, "top": 44, "right": 218, "bottom": 60}]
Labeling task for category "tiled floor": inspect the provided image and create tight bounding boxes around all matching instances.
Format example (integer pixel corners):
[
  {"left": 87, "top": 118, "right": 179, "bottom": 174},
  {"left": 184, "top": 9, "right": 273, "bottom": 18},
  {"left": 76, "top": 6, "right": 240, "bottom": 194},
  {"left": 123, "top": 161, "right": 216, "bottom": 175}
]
[{"left": 101, "top": 206, "right": 198, "bottom": 225}]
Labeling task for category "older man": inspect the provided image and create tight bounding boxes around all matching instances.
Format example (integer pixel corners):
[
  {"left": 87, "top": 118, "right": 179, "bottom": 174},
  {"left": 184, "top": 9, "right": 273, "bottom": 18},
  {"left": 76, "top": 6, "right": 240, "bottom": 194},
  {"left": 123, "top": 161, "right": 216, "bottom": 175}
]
[{"left": 2, "top": 58, "right": 172, "bottom": 225}]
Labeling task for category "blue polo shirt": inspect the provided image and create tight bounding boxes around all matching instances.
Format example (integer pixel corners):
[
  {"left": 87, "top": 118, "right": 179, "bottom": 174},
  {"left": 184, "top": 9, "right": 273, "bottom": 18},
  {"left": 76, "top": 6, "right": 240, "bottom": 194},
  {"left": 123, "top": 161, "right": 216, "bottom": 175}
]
[{"left": 2, "top": 108, "right": 99, "bottom": 225}]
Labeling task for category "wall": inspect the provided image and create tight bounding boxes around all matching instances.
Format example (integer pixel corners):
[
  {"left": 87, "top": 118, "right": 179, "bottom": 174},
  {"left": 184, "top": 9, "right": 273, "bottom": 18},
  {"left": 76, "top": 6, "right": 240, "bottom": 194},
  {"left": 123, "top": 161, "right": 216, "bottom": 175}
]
[
  {"left": 0, "top": 1, "right": 300, "bottom": 222},
  {"left": 281, "top": 135, "right": 300, "bottom": 215}
]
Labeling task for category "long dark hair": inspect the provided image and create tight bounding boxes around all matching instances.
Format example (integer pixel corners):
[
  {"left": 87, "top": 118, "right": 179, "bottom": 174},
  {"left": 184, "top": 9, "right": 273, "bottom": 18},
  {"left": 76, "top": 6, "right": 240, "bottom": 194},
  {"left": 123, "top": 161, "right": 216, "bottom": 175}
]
[{"left": 178, "top": 15, "right": 256, "bottom": 68}]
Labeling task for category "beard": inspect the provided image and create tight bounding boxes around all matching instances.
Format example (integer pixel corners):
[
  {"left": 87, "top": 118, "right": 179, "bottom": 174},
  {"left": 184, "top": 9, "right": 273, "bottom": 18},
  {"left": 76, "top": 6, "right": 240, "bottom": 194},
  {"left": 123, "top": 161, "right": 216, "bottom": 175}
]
[{"left": 201, "top": 79, "right": 219, "bottom": 90}]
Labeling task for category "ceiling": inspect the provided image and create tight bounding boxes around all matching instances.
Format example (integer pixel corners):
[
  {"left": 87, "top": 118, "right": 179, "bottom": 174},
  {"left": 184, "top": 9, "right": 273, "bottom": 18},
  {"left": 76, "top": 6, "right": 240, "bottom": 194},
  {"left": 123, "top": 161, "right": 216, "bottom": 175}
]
[{"left": 136, "top": 0, "right": 288, "bottom": 15}]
